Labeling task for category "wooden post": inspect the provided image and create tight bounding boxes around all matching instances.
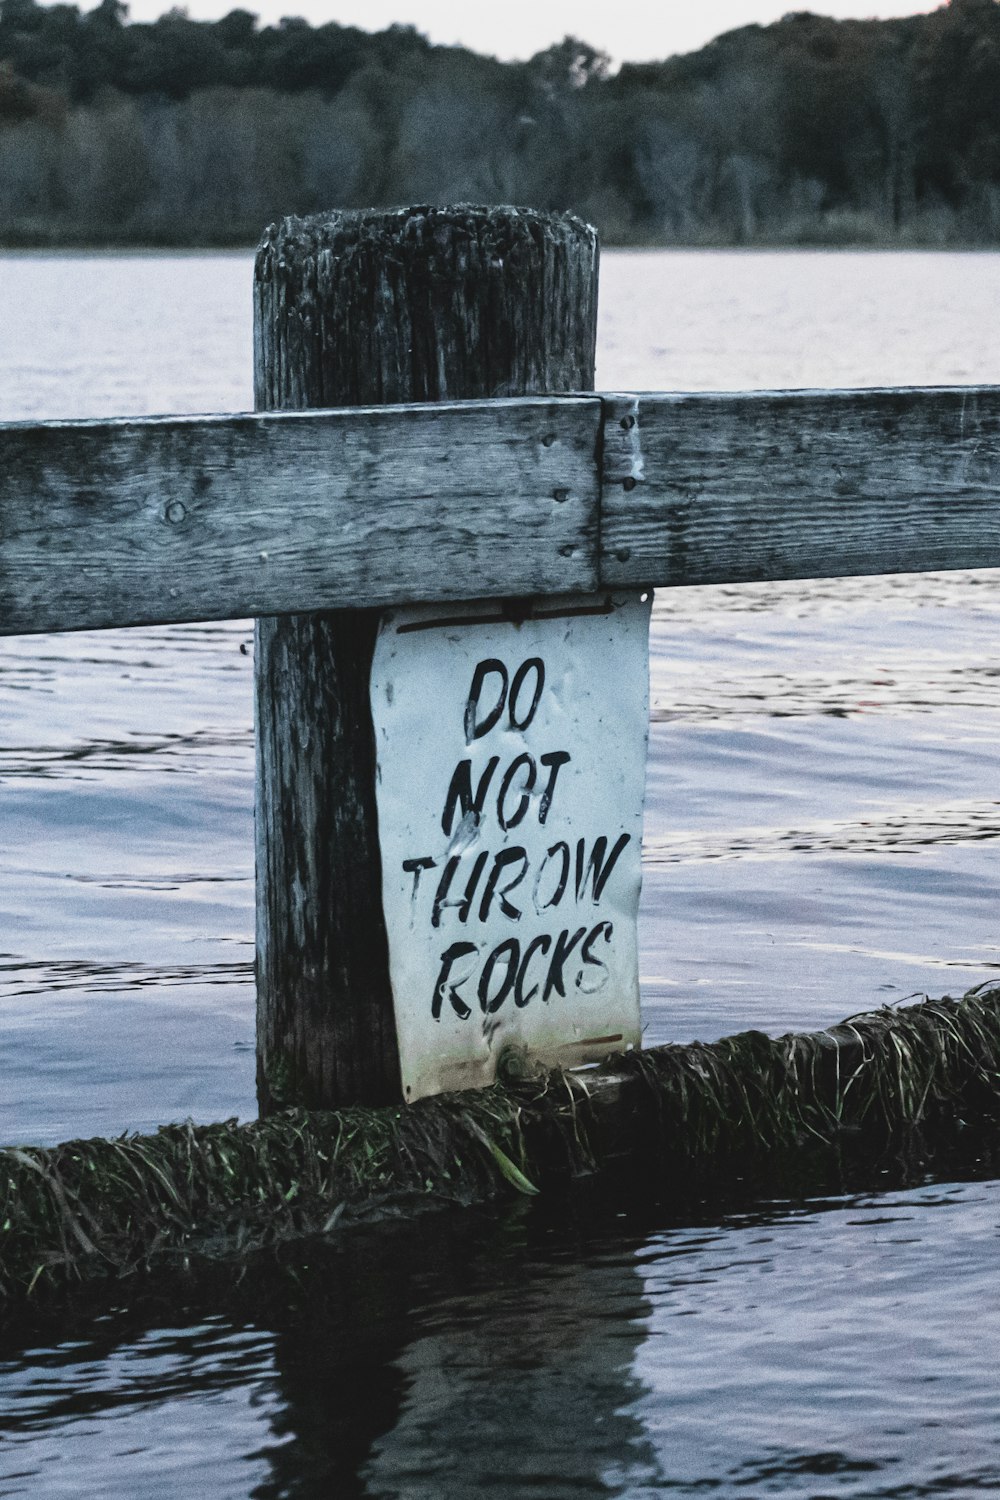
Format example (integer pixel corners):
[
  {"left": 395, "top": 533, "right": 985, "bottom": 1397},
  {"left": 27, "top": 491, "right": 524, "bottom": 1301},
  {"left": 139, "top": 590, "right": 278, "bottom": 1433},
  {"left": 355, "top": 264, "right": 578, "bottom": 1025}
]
[{"left": 253, "top": 205, "right": 600, "bottom": 1112}]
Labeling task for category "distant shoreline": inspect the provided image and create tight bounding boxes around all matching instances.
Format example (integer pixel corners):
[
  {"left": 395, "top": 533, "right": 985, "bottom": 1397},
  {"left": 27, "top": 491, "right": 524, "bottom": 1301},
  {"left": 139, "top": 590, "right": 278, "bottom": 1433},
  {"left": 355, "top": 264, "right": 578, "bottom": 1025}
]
[
  {"left": 4, "top": 9, "right": 1000, "bottom": 266},
  {"left": 2, "top": 231, "right": 998, "bottom": 254}
]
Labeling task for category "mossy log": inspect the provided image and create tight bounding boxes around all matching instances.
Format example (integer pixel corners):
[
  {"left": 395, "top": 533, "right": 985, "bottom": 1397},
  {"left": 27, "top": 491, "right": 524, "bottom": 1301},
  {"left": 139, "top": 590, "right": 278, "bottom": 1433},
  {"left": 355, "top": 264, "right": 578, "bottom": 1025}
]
[{"left": 4, "top": 985, "right": 1000, "bottom": 1302}]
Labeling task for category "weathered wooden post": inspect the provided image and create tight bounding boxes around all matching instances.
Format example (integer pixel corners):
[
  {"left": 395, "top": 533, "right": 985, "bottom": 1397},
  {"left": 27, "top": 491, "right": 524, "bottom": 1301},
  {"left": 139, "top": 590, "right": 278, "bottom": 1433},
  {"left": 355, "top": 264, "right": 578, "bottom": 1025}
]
[{"left": 254, "top": 204, "right": 603, "bottom": 1112}]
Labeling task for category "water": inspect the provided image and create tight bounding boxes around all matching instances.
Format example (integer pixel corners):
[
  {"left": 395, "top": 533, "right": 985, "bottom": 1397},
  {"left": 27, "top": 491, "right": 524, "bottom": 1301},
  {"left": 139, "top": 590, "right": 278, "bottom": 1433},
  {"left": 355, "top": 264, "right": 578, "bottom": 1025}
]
[
  {"left": 2, "top": 247, "right": 1000, "bottom": 1494},
  {"left": 3, "top": 1180, "right": 1000, "bottom": 1497}
]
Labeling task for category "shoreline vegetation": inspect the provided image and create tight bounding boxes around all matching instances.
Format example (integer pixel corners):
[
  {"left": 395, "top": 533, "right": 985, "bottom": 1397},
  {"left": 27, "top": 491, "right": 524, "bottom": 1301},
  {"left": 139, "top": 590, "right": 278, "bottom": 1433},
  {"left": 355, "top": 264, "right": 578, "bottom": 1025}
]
[
  {"left": 4, "top": 984, "right": 1000, "bottom": 1307},
  {"left": 5, "top": 217, "right": 1000, "bottom": 252},
  {"left": 1, "top": 2, "right": 1000, "bottom": 250}
]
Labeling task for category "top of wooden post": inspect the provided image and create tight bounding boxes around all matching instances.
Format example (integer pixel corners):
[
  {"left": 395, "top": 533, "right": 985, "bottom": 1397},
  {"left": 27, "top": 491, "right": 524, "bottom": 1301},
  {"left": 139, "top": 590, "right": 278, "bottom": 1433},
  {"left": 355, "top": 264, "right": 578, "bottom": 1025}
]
[{"left": 253, "top": 204, "right": 600, "bottom": 411}]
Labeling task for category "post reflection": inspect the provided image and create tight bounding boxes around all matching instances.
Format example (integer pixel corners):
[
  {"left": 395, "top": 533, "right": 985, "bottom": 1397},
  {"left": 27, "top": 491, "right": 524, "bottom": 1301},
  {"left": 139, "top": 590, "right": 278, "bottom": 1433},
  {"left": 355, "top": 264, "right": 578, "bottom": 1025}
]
[{"left": 255, "top": 1199, "right": 662, "bottom": 1499}]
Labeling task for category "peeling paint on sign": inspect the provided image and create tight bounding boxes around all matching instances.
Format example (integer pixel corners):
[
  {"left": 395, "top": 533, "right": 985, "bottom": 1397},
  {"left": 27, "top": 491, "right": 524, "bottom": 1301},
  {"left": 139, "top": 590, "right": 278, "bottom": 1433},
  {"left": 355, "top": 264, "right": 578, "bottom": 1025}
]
[{"left": 371, "top": 591, "right": 652, "bottom": 1101}]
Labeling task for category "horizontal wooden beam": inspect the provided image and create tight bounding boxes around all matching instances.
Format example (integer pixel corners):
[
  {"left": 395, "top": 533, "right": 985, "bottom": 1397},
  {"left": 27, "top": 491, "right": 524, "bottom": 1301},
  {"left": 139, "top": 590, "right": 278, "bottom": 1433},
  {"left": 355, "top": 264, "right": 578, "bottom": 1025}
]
[
  {"left": 0, "top": 398, "right": 600, "bottom": 636},
  {"left": 601, "top": 387, "right": 1000, "bottom": 588},
  {"left": 3, "top": 386, "right": 1000, "bottom": 636}
]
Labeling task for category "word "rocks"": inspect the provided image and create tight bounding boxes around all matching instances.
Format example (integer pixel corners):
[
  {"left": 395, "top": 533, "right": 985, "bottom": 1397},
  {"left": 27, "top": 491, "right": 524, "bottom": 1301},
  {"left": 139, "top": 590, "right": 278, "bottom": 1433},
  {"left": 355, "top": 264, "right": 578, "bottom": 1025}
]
[{"left": 372, "top": 594, "right": 651, "bottom": 1100}]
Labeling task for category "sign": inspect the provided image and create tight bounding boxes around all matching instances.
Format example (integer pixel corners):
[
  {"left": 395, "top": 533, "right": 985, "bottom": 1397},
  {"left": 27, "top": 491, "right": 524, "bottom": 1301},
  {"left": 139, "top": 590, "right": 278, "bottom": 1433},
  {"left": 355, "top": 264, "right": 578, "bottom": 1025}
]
[{"left": 370, "top": 592, "right": 652, "bottom": 1101}]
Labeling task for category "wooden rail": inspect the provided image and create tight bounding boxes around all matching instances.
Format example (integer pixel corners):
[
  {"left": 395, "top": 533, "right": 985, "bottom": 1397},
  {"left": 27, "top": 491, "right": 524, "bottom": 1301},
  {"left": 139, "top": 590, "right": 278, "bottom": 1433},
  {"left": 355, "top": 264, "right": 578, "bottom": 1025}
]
[
  {"left": 2, "top": 385, "right": 1000, "bottom": 638},
  {"left": 602, "top": 388, "right": 1000, "bottom": 588}
]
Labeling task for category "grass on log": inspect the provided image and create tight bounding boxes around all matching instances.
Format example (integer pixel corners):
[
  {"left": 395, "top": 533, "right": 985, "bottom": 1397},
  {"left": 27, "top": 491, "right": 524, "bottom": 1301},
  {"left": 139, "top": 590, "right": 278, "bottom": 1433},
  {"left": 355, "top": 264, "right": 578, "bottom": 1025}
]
[
  {"left": 618, "top": 983, "right": 1000, "bottom": 1162},
  {"left": 3, "top": 984, "right": 1000, "bottom": 1301}
]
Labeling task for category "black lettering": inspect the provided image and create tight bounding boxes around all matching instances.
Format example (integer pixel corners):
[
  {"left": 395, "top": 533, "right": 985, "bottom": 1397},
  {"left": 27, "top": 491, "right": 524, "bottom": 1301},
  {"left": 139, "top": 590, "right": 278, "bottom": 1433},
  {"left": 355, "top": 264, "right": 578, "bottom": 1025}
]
[
  {"left": 431, "top": 857, "right": 460, "bottom": 928},
  {"left": 402, "top": 856, "right": 435, "bottom": 904},
  {"left": 442, "top": 756, "right": 499, "bottom": 837},
  {"left": 479, "top": 846, "right": 529, "bottom": 921},
  {"left": 465, "top": 659, "right": 507, "bottom": 742},
  {"left": 538, "top": 750, "right": 571, "bottom": 824},
  {"left": 479, "top": 938, "right": 519, "bottom": 1014},
  {"left": 532, "top": 841, "right": 570, "bottom": 913},
  {"left": 543, "top": 926, "right": 588, "bottom": 1001},
  {"left": 497, "top": 753, "right": 536, "bottom": 831},
  {"left": 508, "top": 657, "right": 545, "bottom": 730},
  {"left": 577, "top": 921, "right": 613, "bottom": 994},
  {"left": 432, "top": 857, "right": 460, "bottom": 928},
  {"left": 431, "top": 851, "right": 489, "bottom": 927},
  {"left": 514, "top": 934, "right": 552, "bottom": 1007},
  {"left": 432, "top": 941, "right": 479, "bottom": 1020},
  {"left": 575, "top": 834, "right": 631, "bottom": 903}
]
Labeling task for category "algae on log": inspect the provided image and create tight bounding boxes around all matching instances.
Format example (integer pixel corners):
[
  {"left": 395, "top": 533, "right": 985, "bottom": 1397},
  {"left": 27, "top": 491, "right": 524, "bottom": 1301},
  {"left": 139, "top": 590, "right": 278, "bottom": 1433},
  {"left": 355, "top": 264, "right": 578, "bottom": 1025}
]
[{"left": 4, "top": 986, "right": 1000, "bottom": 1302}]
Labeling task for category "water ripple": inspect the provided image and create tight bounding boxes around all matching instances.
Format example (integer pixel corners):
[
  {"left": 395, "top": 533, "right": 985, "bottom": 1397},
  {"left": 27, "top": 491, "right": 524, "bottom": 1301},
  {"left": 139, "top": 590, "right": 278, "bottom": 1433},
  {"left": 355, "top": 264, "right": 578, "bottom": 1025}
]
[
  {"left": 0, "top": 958, "right": 253, "bottom": 1001},
  {"left": 645, "top": 799, "right": 1000, "bottom": 863}
]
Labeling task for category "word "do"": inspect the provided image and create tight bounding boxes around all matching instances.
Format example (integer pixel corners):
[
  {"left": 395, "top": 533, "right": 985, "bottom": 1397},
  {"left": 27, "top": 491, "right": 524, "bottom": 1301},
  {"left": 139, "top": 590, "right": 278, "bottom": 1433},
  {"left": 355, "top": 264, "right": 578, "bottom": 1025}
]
[{"left": 465, "top": 657, "right": 545, "bottom": 742}]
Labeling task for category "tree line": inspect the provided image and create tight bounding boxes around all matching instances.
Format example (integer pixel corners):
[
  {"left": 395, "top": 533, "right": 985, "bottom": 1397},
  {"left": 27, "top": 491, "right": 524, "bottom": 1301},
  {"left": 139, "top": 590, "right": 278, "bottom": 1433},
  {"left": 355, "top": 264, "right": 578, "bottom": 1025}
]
[{"left": 1, "top": 0, "right": 999, "bottom": 246}]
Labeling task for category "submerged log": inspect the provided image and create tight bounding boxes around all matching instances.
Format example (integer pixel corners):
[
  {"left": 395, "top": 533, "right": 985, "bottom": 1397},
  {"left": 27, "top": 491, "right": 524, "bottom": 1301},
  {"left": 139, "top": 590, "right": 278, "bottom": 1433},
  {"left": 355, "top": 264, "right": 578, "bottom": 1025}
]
[{"left": 3, "top": 985, "right": 1000, "bottom": 1301}]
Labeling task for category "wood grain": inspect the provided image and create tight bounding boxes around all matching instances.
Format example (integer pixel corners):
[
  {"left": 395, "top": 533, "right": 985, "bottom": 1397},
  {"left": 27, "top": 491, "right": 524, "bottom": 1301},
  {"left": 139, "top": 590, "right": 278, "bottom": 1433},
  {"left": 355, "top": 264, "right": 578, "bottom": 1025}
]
[
  {"left": 6, "top": 385, "right": 1000, "bottom": 642},
  {"left": 600, "top": 387, "right": 1000, "bottom": 587},
  {"left": 0, "top": 397, "right": 599, "bottom": 637},
  {"left": 252, "top": 205, "right": 600, "bottom": 1114}
]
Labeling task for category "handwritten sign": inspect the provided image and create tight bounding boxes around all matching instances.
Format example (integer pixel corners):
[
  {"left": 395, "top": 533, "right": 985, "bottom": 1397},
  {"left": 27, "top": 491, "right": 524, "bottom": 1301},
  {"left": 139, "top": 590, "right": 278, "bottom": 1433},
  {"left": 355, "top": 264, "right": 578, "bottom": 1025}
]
[{"left": 370, "top": 592, "right": 652, "bottom": 1100}]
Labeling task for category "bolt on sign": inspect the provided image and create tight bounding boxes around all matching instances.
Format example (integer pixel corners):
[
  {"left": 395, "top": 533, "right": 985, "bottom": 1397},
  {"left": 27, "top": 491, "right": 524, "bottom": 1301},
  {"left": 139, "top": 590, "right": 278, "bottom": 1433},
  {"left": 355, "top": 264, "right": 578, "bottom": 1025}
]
[{"left": 370, "top": 591, "right": 652, "bottom": 1101}]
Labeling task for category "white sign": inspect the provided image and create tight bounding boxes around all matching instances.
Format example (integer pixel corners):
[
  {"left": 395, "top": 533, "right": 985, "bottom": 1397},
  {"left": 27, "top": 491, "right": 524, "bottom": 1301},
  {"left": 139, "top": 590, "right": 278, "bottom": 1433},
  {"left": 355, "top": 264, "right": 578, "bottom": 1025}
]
[{"left": 370, "top": 592, "right": 652, "bottom": 1101}]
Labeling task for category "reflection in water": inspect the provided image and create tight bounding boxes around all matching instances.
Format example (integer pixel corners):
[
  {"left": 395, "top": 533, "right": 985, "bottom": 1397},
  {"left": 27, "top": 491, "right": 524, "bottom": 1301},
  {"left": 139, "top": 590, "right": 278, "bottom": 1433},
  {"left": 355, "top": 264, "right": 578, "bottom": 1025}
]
[
  {"left": 240, "top": 1206, "right": 659, "bottom": 1500},
  {"left": 0, "top": 1208, "right": 658, "bottom": 1498},
  {"left": 360, "top": 1240, "right": 657, "bottom": 1498},
  {"left": 252, "top": 1231, "right": 420, "bottom": 1500},
  {"left": 0, "top": 1201, "right": 659, "bottom": 1500},
  {"left": 2, "top": 1177, "right": 1000, "bottom": 1498}
]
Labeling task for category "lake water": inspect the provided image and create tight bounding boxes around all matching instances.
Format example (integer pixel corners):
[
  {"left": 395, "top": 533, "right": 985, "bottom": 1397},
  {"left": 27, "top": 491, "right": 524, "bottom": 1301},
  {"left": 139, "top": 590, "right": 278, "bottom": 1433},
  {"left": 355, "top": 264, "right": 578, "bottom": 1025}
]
[{"left": 2, "top": 248, "right": 1000, "bottom": 1495}]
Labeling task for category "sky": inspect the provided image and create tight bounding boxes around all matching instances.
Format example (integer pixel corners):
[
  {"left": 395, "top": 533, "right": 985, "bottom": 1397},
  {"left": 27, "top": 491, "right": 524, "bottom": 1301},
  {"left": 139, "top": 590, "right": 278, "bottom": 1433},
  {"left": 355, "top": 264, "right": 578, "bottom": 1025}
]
[{"left": 103, "top": 0, "right": 939, "bottom": 64}]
